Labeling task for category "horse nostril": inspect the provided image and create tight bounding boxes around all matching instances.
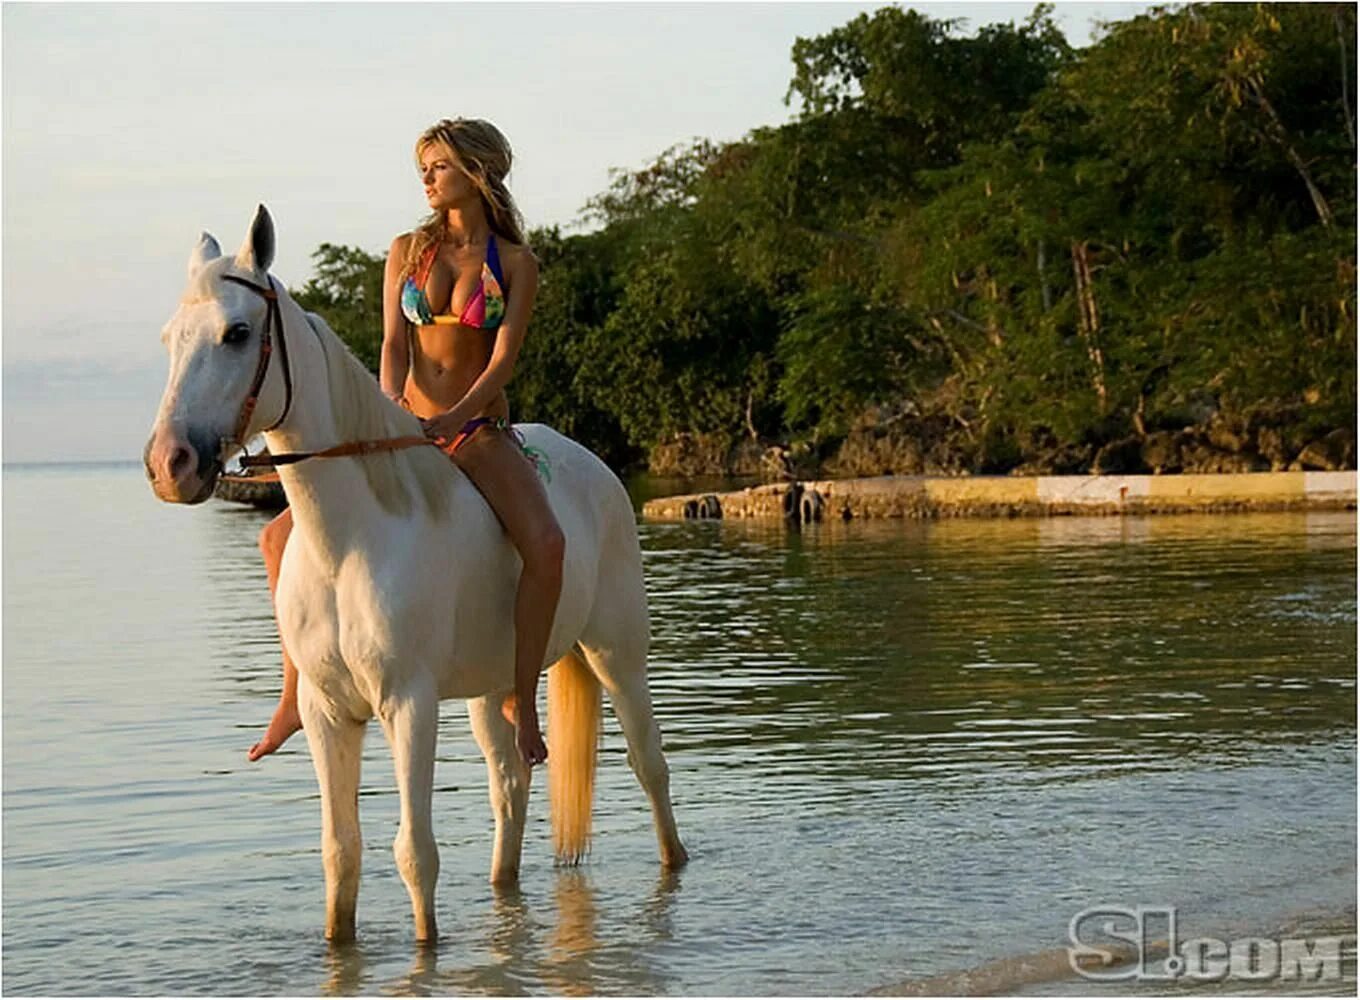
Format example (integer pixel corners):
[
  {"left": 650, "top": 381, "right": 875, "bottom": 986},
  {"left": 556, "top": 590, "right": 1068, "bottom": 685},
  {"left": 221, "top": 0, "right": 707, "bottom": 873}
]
[{"left": 169, "top": 445, "right": 193, "bottom": 477}]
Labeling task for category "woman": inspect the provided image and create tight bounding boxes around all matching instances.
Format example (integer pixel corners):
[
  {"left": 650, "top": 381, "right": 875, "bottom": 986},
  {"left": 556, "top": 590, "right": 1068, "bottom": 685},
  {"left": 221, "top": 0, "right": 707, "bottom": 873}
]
[{"left": 248, "top": 118, "right": 561, "bottom": 767}]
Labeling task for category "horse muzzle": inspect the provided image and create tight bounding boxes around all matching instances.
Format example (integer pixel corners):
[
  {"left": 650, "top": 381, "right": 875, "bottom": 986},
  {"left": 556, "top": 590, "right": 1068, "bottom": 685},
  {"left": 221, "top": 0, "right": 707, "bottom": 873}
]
[{"left": 143, "top": 423, "right": 222, "bottom": 504}]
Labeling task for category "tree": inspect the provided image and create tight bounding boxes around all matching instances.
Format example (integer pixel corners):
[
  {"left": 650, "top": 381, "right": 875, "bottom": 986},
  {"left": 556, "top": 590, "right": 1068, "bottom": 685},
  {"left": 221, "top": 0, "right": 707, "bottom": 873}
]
[
  {"left": 290, "top": 244, "right": 386, "bottom": 372},
  {"left": 290, "top": 3, "right": 1356, "bottom": 476}
]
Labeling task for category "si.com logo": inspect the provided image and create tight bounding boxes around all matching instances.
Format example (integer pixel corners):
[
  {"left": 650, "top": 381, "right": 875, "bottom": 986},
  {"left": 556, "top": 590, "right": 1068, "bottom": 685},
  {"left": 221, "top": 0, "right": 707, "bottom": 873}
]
[{"left": 1067, "top": 905, "right": 1355, "bottom": 984}]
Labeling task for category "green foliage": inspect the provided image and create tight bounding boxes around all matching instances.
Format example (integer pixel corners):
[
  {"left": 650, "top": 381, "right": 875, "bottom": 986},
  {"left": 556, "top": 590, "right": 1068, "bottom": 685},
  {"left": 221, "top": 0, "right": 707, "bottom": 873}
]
[
  {"left": 573, "top": 214, "right": 782, "bottom": 450},
  {"left": 787, "top": 4, "right": 1072, "bottom": 163},
  {"left": 508, "top": 226, "right": 638, "bottom": 467},
  {"left": 777, "top": 286, "right": 925, "bottom": 439},
  {"left": 855, "top": 3, "right": 1357, "bottom": 465},
  {"left": 295, "top": 3, "right": 1356, "bottom": 474},
  {"left": 290, "top": 243, "right": 386, "bottom": 372}
]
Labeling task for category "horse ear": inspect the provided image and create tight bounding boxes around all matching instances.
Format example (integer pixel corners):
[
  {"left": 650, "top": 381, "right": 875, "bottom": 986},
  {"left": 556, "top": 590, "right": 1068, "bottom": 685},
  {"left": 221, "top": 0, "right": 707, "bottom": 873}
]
[
  {"left": 235, "top": 204, "right": 276, "bottom": 274},
  {"left": 188, "top": 232, "right": 222, "bottom": 278}
]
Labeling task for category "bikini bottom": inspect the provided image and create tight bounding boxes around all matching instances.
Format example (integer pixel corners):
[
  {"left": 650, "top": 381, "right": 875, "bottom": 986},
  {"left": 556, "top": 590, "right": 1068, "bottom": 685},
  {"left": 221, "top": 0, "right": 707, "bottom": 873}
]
[{"left": 408, "top": 408, "right": 550, "bottom": 482}]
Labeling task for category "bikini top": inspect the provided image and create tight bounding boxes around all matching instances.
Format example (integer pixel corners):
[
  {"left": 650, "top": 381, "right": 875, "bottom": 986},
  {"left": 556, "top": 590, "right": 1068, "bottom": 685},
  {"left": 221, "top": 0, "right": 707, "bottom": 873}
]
[{"left": 400, "top": 234, "right": 505, "bottom": 329}]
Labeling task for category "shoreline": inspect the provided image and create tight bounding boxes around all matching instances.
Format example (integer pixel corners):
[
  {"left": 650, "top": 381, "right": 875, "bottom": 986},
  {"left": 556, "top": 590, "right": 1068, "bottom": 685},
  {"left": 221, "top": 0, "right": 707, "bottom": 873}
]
[
  {"left": 641, "top": 470, "right": 1357, "bottom": 523},
  {"left": 868, "top": 899, "right": 1357, "bottom": 997}
]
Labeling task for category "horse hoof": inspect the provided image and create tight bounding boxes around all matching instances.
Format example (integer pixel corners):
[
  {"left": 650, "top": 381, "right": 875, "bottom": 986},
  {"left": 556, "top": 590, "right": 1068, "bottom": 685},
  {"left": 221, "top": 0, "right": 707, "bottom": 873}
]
[
  {"left": 662, "top": 842, "right": 689, "bottom": 868},
  {"left": 326, "top": 924, "right": 357, "bottom": 945}
]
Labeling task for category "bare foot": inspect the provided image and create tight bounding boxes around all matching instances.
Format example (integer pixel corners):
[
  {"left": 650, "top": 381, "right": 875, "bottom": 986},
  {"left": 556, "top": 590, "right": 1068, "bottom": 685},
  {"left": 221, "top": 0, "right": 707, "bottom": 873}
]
[{"left": 248, "top": 699, "right": 302, "bottom": 761}]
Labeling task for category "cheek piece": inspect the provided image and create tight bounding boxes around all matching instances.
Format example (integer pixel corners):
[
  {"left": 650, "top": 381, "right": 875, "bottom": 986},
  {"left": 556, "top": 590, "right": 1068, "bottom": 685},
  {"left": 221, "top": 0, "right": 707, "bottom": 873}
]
[{"left": 219, "top": 274, "right": 291, "bottom": 462}]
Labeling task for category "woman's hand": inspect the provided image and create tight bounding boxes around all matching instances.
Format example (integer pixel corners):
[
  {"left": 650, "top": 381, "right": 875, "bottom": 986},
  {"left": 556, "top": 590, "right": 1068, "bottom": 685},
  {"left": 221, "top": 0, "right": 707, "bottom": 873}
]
[{"left": 419, "top": 406, "right": 472, "bottom": 443}]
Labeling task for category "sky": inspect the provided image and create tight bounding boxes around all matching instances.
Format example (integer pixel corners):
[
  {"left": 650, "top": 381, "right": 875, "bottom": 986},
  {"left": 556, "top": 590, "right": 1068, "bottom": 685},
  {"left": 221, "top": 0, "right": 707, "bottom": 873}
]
[{"left": 2, "top": 1, "right": 1157, "bottom": 464}]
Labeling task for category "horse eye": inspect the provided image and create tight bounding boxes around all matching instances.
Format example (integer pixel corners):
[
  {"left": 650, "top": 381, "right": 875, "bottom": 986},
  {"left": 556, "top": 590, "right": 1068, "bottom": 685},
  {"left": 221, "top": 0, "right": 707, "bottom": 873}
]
[{"left": 224, "top": 323, "right": 252, "bottom": 345}]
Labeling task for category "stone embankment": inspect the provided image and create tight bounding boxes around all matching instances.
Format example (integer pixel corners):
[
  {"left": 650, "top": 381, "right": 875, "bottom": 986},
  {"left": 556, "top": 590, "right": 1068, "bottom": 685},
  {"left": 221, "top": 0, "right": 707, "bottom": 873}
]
[{"left": 641, "top": 471, "right": 1357, "bottom": 523}]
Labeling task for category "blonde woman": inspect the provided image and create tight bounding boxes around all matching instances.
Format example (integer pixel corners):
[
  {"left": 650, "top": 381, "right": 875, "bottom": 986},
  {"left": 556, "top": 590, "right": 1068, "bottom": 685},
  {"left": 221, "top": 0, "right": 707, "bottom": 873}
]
[{"left": 250, "top": 118, "right": 560, "bottom": 767}]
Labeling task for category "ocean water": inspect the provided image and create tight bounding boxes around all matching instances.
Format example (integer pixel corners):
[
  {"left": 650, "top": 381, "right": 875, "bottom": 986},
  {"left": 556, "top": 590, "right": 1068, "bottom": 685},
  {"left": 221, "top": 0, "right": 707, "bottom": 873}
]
[{"left": 3, "top": 463, "right": 1355, "bottom": 995}]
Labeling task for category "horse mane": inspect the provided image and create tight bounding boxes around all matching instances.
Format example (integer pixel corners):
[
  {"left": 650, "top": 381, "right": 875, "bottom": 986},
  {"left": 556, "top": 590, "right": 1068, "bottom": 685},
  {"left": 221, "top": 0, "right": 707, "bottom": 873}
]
[{"left": 298, "top": 305, "right": 452, "bottom": 521}]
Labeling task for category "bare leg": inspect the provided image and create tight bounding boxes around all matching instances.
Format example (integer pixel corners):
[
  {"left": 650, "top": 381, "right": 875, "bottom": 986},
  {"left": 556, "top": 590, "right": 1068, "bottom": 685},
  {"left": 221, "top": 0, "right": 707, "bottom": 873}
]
[
  {"left": 455, "top": 430, "right": 564, "bottom": 767},
  {"left": 505, "top": 549, "right": 562, "bottom": 766},
  {"left": 249, "top": 507, "right": 303, "bottom": 761}
]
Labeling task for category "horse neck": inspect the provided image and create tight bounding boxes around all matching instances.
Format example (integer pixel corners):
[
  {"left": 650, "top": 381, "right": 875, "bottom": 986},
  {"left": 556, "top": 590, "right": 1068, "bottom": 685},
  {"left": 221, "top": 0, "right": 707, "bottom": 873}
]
[
  {"left": 257, "top": 301, "right": 335, "bottom": 455},
  {"left": 260, "top": 296, "right": 422, "bottom": 562}
]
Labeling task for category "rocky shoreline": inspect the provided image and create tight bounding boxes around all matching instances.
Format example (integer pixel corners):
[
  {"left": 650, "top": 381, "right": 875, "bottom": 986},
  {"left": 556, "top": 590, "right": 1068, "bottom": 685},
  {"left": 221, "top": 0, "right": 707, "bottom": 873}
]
[{"left": 641, "top": 471, "right": 1357, "bottom": 523}]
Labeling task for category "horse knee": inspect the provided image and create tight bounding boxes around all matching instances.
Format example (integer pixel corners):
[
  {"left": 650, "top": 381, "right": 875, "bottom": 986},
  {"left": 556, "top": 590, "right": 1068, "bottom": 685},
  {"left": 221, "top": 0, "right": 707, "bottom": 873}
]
[
  {"left": 494, "top": 768, "right": 529, "bottom": 823},
  {"left": 627, "top": 734, "right": 670, "bottom": 787},
  {"left": 393, "top": 828, "right": 439, "bottom": 889},
  {"left": 323, "top": 828, "right": 362, "bottom": 888}
]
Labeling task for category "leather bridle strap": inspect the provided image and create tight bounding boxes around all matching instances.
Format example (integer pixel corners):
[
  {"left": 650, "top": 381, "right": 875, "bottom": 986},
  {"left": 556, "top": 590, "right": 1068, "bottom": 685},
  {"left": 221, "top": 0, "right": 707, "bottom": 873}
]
[
  {"left": 221, "top": 274, "right": 293, "bottom": 446},
  {"left": 238, "top": 435, "right": 438, "bottom": 468},
  {"left": 220, "top": 272, "right": 439, "bottom": 470}
]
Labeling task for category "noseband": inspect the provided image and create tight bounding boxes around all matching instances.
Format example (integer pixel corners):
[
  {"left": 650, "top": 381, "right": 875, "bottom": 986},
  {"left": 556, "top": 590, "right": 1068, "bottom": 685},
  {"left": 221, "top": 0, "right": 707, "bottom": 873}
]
[{"left": 219, "top": 273, "right": 435, "bottom": 470}]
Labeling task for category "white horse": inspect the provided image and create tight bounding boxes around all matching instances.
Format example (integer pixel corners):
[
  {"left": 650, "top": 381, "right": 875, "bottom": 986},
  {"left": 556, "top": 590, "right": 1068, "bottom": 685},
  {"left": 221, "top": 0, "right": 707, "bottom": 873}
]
[{"left": 144, "top": 206, "right": 686, "bottom": 943}]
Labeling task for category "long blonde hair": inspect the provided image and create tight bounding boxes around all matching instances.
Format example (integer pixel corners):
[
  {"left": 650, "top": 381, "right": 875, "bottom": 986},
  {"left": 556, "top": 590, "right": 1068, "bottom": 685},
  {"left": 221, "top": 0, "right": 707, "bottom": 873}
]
[{"left": 403, "top": 118, "right": 528, "bottom": 280}]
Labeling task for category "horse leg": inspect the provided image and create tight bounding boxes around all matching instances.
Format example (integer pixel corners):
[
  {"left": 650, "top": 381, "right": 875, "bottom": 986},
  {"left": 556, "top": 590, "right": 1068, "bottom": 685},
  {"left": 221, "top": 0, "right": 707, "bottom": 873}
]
[
  {"left": 578, "top": 645, "right": 688, "bottom": 868},
  {"left": 467, "top": 693, "right": 530, "bottom": 885},
  {"left": 377, "top": 685, "right": 440, "bottom": 942},
  {"left": 299, "top": 677, "right": 366, "bottom": 942}
]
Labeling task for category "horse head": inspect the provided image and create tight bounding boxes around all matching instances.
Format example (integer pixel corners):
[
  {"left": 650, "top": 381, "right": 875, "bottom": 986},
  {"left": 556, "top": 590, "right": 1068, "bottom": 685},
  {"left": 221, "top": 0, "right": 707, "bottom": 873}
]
[{"left": 144, "top": 205, "right": 289, "bottom": 503}]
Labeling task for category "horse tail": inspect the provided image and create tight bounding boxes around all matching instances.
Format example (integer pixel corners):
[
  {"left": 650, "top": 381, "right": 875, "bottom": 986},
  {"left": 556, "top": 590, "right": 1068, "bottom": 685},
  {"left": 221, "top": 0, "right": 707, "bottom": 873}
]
[{"left": 547, "top": 647, "right": 600, "bottom": 865}]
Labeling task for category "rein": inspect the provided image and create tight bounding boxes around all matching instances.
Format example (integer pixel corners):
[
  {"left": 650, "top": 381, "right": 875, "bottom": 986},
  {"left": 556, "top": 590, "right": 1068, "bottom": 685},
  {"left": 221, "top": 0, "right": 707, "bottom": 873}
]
[
  {"left": 220, "top": 273, "right": 438, "bottom": 470},
  {"left": 238, "top": 436, "right": 437, "bottom": 469}
]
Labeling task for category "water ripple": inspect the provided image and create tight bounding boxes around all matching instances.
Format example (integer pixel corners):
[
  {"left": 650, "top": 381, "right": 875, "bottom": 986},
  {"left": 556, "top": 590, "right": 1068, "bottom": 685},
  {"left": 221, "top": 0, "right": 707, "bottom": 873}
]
[{"left": 2, "top": 470, "right": 1354, "bottom": 995}]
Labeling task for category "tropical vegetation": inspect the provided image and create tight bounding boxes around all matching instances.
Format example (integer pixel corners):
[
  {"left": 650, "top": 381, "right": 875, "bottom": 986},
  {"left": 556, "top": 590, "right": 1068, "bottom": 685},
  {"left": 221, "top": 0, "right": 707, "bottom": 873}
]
[{"left": 292, "top": 3, "right": 1356, "bottom": 477}]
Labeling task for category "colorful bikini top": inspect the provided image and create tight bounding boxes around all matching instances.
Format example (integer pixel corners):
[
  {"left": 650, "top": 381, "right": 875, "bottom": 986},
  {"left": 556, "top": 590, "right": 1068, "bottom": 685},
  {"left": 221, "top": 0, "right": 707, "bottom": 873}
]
[{"left": 400, "top": 234, "right": 505, "bottom": 329}]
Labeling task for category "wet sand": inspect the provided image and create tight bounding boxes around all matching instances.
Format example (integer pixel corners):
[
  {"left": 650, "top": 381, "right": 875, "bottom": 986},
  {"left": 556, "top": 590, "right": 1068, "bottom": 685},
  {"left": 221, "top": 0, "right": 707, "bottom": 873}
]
[{"left": 870, "top": 900, "right": 1357, "bottom": 997}]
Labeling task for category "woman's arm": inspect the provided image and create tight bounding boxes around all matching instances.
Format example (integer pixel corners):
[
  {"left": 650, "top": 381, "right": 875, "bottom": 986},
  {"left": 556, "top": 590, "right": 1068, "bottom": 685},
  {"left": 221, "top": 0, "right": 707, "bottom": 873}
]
[
  {"left": 379, "top": 234, "right": 412, "bottom": 403},
  {"left": 422, "top": 248, "right": 540, "bottom": 437}
]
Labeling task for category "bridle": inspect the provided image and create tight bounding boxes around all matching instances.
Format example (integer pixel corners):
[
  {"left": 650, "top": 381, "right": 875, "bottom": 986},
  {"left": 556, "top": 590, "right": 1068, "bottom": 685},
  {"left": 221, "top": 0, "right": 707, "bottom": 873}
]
[
  {"left": 219, "top": 273, "right": 435, "bottom": 470},
  {"left": 220, "top": 274, "right": 292, "bottom": 454}
]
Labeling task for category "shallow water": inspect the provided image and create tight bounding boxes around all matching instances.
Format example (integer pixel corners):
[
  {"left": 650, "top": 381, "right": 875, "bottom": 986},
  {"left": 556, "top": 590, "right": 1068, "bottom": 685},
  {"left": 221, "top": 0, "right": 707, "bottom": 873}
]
[{"left": 3, "top": 464, "right": 1355, "bottom": 995}]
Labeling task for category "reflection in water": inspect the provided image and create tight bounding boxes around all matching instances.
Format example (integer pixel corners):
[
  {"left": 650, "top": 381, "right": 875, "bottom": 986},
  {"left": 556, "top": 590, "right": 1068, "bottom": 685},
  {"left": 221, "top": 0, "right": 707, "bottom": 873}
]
[
  {"left": 333, "top": 872, "right": 681, "bottom": 996},
  {"left": 1, "top": 468, "right": 1354, "bottom": 996},
  {"left": 485, "top": 886, "right": 533, "bottom": 976},
  {"left": 640, "top": 512, "right": 1356, "bottom": 802},
  {"left": 546, "top": 871, "right": 599, "bottom": 994},
  {"left": 642, "top": 867, "right": 682, "bottom": 943},
  {"left": 320, "top": 941, "right": 368, "bottom": 997}
]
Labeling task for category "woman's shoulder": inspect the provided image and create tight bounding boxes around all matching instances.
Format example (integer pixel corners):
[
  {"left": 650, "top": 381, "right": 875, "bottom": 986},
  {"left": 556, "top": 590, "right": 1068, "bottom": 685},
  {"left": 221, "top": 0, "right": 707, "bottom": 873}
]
[
  {"left": 389, "top": 231, "right": 416, "bottom": 255},
  {"left": 496, "top": 237, "right": 538, "bottom": 272}
]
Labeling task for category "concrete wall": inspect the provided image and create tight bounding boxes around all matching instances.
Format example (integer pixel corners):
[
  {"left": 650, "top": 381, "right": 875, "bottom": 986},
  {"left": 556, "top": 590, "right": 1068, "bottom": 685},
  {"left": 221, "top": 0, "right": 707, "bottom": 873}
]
[{"left": 640, "top": 472, "right": 1358, "bottom": 523}]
